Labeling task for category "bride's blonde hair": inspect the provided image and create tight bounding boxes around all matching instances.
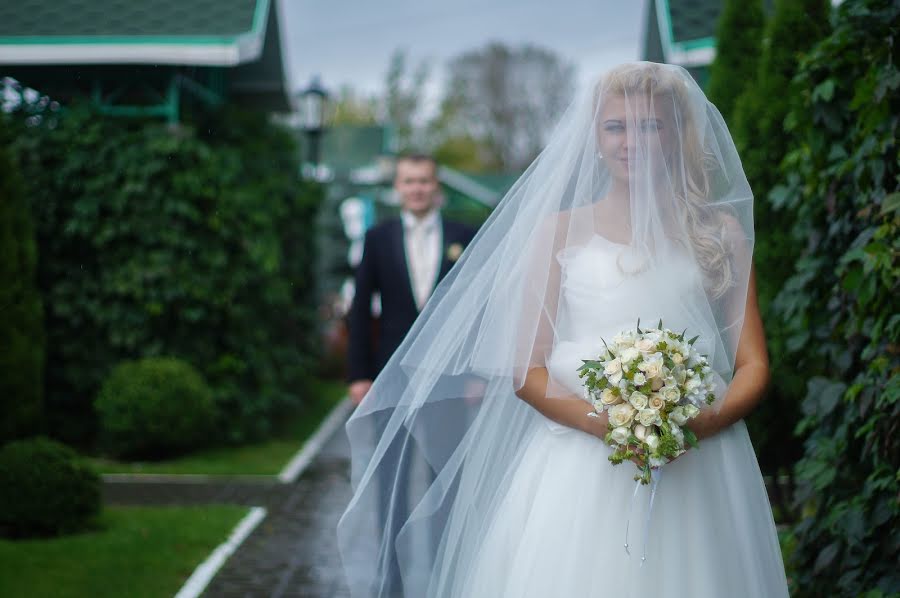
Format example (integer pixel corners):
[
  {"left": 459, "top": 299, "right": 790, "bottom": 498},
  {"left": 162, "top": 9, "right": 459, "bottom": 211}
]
[{"left": 598, "top": 63, "right": 735, "bottom": 298}]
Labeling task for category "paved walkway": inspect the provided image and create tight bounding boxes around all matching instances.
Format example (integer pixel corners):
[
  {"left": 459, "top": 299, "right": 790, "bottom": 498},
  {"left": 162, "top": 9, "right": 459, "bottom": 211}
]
[{"left": 104, "top": 417, "right": 353, "bottom": 597}]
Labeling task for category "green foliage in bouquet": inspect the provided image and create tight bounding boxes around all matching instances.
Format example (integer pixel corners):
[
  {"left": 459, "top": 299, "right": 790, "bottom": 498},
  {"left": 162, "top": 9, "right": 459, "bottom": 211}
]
[
  {"left": 772, "top": 0, "right": 900, "bottom": 593},
  {"left": 9, "top": 105, "right": 324, "bottom": 446},
  {"left": 0, "top": 116, "right": 44, "bottom": 444},
  {"left": 0, "top": 437, "right": 101, "bottom": 538},
  {"left": 95, "top": 357, "right": 217, "bottom": 459}
]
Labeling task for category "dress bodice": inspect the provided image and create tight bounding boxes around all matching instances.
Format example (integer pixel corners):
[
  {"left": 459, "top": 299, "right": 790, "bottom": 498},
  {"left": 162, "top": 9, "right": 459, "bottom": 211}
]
[{"left": 547, "top": 235, "right": 714, "bottom": 397}]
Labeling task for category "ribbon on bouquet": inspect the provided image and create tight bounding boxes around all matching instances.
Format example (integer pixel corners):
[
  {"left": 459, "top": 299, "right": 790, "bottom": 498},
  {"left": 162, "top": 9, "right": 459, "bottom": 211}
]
[{"left": 623, "top": 468, "right": 662, "bottom": 567}]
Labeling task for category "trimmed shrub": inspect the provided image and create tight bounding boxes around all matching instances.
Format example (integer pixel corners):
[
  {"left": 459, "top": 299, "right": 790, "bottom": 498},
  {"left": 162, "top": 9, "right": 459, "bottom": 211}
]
[
  {"left": 0, "top": 437, "right": 100, "bottom": 538},
  {"left": 95, "top": 357, "right": 217, "bottom": 459}
]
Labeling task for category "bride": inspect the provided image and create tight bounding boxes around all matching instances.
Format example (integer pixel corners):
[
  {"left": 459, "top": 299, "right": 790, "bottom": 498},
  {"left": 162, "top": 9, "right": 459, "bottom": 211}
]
[{"left": 338, "top": 62, "right": 790, "bottom": 597}]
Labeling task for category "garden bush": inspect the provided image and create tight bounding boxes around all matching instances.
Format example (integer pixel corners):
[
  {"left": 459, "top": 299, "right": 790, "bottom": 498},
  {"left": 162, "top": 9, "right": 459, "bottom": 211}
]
[
  {"left": 95, "top": 357, "right": 217, "bottom": 459},
  {"left": 0, "top": 436, "right": 100, "bottom": 538}
]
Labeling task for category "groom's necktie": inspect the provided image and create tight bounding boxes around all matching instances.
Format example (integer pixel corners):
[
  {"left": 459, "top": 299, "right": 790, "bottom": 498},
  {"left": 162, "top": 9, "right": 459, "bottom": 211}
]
[{"left": 403, "top": 212, "right": 440, "bottom": 311}]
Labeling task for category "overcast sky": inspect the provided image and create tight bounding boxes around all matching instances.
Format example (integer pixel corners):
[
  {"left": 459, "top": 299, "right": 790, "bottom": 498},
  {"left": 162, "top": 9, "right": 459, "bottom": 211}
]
[{"left": 279, "top": 0, "right": 647, "bottom": 111}]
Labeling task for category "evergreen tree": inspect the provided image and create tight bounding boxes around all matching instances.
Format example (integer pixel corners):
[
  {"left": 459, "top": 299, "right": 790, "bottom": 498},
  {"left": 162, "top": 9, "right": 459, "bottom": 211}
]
[
  {"left": 733, "top": 0, "right": 832, "bottom": 519},
  {"left": 0, "top": 117, "right": 45, "bottom": 443},
  {"left": 706, "top": 0, "right": 766, "bottom": 125},
  {"left": 734, "top": 0, "right": 831, "bottom": 207}
]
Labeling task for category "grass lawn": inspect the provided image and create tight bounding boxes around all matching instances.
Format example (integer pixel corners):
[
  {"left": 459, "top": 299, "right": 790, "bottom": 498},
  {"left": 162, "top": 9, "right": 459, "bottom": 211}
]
[
  {"left": 0, "top": 505, "right": 248, "bottom": 598},
  {"left": 92, "top": 379, "right": 347, "bottom": 476}
]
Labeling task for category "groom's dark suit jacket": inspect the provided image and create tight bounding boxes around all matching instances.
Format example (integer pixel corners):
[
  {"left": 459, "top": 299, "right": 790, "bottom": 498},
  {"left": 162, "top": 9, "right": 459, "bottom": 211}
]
[{"left": 347, "top": 216, "right": 476, "bottom": 382}]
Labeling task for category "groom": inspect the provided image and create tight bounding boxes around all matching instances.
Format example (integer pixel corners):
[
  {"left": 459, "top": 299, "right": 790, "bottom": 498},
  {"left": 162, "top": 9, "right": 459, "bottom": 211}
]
[
  {"left": 346, "top": 153, "right": 475, "bottom": 596},
  {"left": 346, "top": 153, "right": 475, "bottom": 401}
]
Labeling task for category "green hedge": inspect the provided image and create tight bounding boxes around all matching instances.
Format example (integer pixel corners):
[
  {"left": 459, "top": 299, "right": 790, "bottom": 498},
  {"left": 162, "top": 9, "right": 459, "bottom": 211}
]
[
  {"left": 10, "top": 104, "right": 323, "bottom": 445},
  {"left": 0, "top": 437, "right": 101, "bottom": 538},
  {"left": 95, "top": 357, "right": 217, "bottom": 459},
  {"left": 0, "top": 116, "right": 44, "bottom": 444},
  {"left": 773, "top": 0, "right": 899, "bottom": 594}
]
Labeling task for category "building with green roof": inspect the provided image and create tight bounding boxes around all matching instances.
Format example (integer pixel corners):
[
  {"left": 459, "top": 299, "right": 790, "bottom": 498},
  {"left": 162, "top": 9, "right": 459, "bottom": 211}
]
[{"left": 0, "top": 0, "right": 291, "bottom": 120}]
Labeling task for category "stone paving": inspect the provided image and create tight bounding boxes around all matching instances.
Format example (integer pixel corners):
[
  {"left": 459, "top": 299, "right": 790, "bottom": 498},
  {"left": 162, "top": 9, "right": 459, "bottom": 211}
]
[{"left": 103, "top": 417, "right": 354, "bottom": 598}]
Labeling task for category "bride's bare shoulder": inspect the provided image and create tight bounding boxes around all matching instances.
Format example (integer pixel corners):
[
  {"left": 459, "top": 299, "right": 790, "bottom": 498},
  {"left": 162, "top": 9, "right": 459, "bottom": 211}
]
[{"left": 537, "top": 204, "right": 594, "bottom": 234}]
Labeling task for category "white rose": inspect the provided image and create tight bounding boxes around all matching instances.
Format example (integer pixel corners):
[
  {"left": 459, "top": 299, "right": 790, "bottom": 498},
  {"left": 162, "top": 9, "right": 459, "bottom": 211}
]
[
  {"left": 620, "top": 347, "right": 640, "bottom": 364},
  {"left": 634, "top": 424, "right": 648, "bottom": 441},
  {"left": 629, "top": 391, "right": 648, "bottom": 410},
  {"left": 640, "top": 359, "right": 663, "bottom": 379},
  {"left": 662, "top": 386, "right": 680, "bottom": 403},
  {"left": 610, "top": 426, "right": 631, "bottom": 445},
  {"left": 604, "top": 358, "right": 622, "bottom": 376},
  {"left": 645, "top": 434, "right": 660, "bottom": 452},
  {"left": 609, "top": 403, "right": 636, "bottom": 427},
  {"left": 609, "top": 370, "right": 623, "bottom": 385},
  {"left": 669, "top": 406, "right": 688, "bottom": 426},
  {"left": 637, "top": 408, "right": 659, "bottom": 427},
  {"left": 613, "top": 332, "right": 631, "bottom": 346},
  {"left": 648, "top": 394, "right": 666, "bottom": 411},
  {"left": 633, "top": 372, "right": 647, "bottom": 386},
  {"left": 672, "top": 353, "right": 684, "bottom": 365},
  {"left": 635, "top": 338, "right": 656, "bottom": 353},
  {"left": 600, "top": 388, "right": 622, "bottom": 406}
]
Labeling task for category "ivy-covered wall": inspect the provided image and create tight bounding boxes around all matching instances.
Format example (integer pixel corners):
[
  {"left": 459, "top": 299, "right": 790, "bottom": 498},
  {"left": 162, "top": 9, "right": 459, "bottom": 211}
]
[{"left": 770, "top": 0, "right": 899, "bottom": 594}]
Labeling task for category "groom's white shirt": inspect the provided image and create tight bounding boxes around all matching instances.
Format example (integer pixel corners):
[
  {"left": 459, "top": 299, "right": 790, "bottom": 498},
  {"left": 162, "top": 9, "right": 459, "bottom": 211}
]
[{"left": 401, "top": 208, "right": 442, "bottom": 311}]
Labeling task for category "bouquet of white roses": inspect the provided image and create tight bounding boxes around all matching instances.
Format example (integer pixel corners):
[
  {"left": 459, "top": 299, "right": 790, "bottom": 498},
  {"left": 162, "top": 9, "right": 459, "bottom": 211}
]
[{"left": 579, "top": 320, "right": 717, "bottom": 484}]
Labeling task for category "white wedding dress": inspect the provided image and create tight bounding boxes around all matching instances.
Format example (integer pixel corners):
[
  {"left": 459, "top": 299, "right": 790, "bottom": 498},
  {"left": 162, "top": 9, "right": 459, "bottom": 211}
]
[{"left": 456, "top": 236, "right": 790, "bottom": 597}]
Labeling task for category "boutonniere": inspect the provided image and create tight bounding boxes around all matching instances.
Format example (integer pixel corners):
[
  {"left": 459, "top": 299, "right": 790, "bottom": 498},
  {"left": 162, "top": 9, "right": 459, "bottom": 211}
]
[{"left": 446, "top": 242, "right": 464, "bottom": 262}]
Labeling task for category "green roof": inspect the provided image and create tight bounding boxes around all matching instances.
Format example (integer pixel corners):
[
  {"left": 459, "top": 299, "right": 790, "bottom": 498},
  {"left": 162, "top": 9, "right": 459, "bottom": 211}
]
[
  {"left": 667, "top": 0, "right": 722, "bottom": 44},
  {"left": 0, "top": 0, "right": 291, "bottom": 112},
  {"left": 0, "top": 0, "right": 259, "bottom": 39},
  {"left": 643, "top": 0, "right": 721, "bottom": 68}
]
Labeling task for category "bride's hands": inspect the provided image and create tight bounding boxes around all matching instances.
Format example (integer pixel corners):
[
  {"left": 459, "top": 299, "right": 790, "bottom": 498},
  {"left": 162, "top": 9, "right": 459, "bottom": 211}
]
[
  {"left": 583, "top": 409, "right": 610, "bottom": 440},
  {"left": 685, "top": 409, "right": 723, "bottom": 441}
]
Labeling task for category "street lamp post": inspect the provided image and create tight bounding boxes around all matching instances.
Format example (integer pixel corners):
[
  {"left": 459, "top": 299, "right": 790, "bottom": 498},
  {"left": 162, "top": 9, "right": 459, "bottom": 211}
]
[{"left": 297, "top": 75, "right": 329, "bottom": 171}]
